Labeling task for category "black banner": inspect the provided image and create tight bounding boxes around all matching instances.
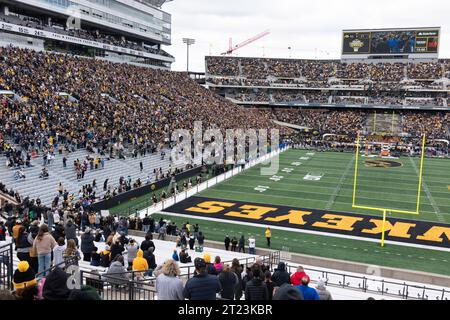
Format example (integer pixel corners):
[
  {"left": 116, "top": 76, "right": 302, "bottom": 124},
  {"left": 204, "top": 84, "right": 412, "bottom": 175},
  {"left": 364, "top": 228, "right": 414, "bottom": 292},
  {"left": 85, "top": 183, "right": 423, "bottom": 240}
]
[
  {"left": 164, "top": 196, "right": 450, "bottom": 249},
  {"left": 91, "top": 166, "right": 205, "bottom": 211}
]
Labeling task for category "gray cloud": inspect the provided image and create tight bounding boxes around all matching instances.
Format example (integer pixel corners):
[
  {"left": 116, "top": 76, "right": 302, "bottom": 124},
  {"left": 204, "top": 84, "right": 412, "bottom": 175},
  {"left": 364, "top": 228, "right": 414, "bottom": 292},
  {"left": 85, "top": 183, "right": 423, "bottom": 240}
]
[{"left": 164, "top": 0, "right": 449, "bottom": 71}]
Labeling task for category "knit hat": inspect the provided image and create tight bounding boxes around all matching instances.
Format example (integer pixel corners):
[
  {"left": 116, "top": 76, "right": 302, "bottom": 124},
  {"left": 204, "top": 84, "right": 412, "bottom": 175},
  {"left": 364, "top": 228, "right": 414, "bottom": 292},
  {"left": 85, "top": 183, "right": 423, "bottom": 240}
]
[
  {"left": 316, "top": 279, "right": 326, "bottom": 290},
  {"left": 13, "top": 261, "right": 37, "bottom": 290},
  {"left": 273, "top": 284, "right": 304, "bottom": 300},
  {"left": 42, "top": 268, "right": 71, "bottom": 300},
  {"left": 67, "top": 285, "right": 102, "bottom": 300},
  {"left": 203, "top": 253, "right": 211, "bottom": 263}
]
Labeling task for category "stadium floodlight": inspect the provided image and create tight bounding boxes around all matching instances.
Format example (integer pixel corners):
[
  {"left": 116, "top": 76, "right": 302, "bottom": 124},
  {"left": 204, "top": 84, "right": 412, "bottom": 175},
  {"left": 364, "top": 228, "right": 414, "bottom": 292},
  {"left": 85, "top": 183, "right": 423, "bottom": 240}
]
[{"left": 182, "top": 38, "right": 196, "bottom": 72}]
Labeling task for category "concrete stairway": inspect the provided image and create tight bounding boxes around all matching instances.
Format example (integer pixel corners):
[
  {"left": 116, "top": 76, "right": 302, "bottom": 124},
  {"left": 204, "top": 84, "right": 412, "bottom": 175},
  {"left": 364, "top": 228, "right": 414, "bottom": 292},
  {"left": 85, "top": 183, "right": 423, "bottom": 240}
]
[{"left": 0, "top": 147, "right": 203, "bottom": 206}]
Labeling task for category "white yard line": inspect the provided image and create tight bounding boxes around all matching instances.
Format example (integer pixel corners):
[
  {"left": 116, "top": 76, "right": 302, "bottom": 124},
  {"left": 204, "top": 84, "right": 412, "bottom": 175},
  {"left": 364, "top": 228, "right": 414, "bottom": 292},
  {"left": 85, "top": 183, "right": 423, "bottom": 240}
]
[
  {"left": 325, "top": 155, "right": 355, "bottom": 210},
  {"left": 408, "top": 157, "right": 446, "bottom": 223}
]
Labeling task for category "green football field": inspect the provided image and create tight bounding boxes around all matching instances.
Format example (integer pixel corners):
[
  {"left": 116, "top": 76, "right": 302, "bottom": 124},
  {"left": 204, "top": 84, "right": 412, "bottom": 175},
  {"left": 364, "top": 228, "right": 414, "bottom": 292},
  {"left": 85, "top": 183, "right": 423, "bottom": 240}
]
[
  {"left": 198, "top": 149, "right": 450, "bottom": 224},
  {"left": 155, "top": 149, "right": 450, "bottom": 276}
]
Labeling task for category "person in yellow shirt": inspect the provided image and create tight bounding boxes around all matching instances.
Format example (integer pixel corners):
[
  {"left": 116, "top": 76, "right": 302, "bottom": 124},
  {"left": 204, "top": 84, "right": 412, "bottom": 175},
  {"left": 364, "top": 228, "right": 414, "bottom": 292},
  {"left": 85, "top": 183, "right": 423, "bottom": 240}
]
[
  {"left": 265, "top": 227, "right": 272, "bottom": 248},
  {"left": 132, "top": 249, "right": 148, "bottom": 273},
  {"left": 12, "top": 220, "right": 23, "bottom": 244}
]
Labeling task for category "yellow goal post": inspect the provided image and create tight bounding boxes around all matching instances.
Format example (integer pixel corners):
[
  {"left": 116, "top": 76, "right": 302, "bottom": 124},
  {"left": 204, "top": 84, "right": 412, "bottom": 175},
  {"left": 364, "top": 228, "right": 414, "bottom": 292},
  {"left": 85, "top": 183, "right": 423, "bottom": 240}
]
[{"left": 351, "top": 132, "right": 426, "bottom": 247}]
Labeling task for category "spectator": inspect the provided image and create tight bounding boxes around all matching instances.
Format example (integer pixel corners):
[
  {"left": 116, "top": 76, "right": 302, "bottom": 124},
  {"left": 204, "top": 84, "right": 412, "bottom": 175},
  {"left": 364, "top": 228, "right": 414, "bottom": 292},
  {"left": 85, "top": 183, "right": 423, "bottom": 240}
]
[
  {"left": 230, "top": 236, "right": 238, "bottom": 252},
  {"left": 272, "top": 262, "right": 291, "bottom": 287},
  {"left": 80, "top": 228, "right": 95, "bottom": 262},
  {"left": 32, "top": 224, "right": 57, "bottom": 277},
  {"left": 172, "top": 249, "right": 179, "bottom": 262},
  {"left": 42, "top": 267, "right": 71, "bottom": 300},
  {"left": 126, "top": 239, "right": 139, "bottom": 269},
  {"left": 155, "top": 259, "right": 184, "bottom": 300},
  {"left": 248, "top": 236, "right": 256, "bottom": 254},
  {"left": 140, "top": 234, "right": 155, "bottom": 252},
  {"left": 296, "top": 276, "right": 320, "bottom": 300},
  {"left": 179, "top": 248, "right": 192, "bottom": 264},
  {"left": 12, "top": 261, "right": 38, "bottom": 297},
  {"left": 290, "top": 266, "right": 307, "bottom": 286},
  {"left": 316, "top": 279, "right": 333, "bottom": 300},
  {"left": 231, "top": 258, "right": 244, "bottom": 300},
  {"left": 265, "top": 227, "right": 272, "bottom": 247},
  {"left": 245, "top": 266, "right": 269, "bottom": 300},
  {"left": 238, "top": 235, "right": 245, "bottom": 253},
  {"left": 63, "top": 239, "right": 81, "bottom": 268},
  {"left": 183, "top": 258, "right": 222, "bottom": 300},
  {"left": 143, "top": 247, "right": 157, "bottom": 276},
  {"left": 105, "top": 255, "right": 129, "bottom": 286},
  {"left": 224, "top": 234, "right": 230, "bottom": 251},
  {"left": 203, "top": 253, "right": 217, "bottom": 275},
  {"left": 264, "top": 271, "right": 276, "bottom": 300},
  {"left": 64, "top": 219, "right": 78, "bottom": 247},
  {"left": 100, "top": 245, "right": 112, "bottom": 268},
  {"left": 273, "top": 283, "right": 304, "bottom": 300},
  {"left": 214, "top": 256, "right": 223, "bottom": 273},
  {"left": 132, "top": 249, "right": 148, "bottom": 275},
  {"left": 53, "top": 237, "right": 66, "bottom": 267},
  {"left": 218, "top": 263, "right": 238, "bottom": 300},
  {"left": 16, "top": 226, "right": 32, "bottom": 265}
]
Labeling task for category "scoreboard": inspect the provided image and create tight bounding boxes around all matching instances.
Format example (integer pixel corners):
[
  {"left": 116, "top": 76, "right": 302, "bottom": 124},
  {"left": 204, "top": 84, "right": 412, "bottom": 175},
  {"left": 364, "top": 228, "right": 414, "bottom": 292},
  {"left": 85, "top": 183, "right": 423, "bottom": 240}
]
[{"left": 342, "top": 27, "right": 440, "bottom": 57}]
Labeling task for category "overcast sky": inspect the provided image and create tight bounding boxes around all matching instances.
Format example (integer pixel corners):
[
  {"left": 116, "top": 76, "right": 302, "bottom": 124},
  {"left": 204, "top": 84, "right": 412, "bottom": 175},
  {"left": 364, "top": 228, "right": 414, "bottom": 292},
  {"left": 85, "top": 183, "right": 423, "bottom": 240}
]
[{"left": 163, "top": 0, "right": 449, "bottom": 72}]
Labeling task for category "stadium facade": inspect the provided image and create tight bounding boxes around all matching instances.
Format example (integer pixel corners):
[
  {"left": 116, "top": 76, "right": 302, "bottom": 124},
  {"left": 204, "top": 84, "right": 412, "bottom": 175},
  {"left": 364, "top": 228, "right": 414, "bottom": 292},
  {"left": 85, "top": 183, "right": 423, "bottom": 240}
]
[{"left": 0, "top": 0, "right": 175, "bottom": 68}]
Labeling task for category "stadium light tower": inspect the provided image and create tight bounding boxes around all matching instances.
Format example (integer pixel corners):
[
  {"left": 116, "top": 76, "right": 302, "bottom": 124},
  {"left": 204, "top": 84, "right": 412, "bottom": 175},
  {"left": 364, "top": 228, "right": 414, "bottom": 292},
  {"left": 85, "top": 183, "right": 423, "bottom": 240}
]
[{"left": 183, "top": 38, "right": 196, "bottom": 72}]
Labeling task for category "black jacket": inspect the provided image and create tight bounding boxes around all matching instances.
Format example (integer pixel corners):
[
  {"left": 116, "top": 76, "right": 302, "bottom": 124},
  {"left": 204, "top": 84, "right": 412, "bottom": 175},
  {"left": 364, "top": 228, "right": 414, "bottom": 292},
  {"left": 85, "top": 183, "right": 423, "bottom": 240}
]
[
  {"left": 80, "top": 233, "right": 95, "bottom": 254},
  {"left": 110, "top": 243, "right": 124, "bottom": 261},
  {"left": 183, "top": 272, "right": 222, "bottom": 300},
  {"left": 245, "top": 278, "right": 269, "bottom": 300},
  {"left": 65, "top": 223, "right": 77, "bottom": 240},
  {"left": 218, "top": 271, "right": 238, "bottom": 300},
  {"left": 271, "top": 263, "right": 291, "bottom": 287},
  {"left": 140, "top": 240, "right": 155, "bottom": 252}
]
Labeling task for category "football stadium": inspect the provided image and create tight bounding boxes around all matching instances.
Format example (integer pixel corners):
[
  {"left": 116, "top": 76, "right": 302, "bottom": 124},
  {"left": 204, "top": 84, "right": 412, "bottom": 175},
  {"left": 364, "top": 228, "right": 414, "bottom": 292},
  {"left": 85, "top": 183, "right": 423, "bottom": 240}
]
[{"left": 0, "top": 0, "right": 449, "bottom": 308}]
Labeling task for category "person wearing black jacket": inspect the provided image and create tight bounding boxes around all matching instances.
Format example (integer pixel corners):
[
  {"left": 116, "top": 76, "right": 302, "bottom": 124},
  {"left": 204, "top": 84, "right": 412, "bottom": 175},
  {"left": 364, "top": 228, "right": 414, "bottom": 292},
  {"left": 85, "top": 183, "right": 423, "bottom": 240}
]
[
  {"left": 64, "top": 220, "right": 78, "bottom": 246},
  {"left": 179, "top": 248, "right": 192, "bottom": 264},
  {"left": 16, "top": 226, "right": 32, "bottom": 264},
  {"left": 238, "top": 235, "right": 245, "bottom": 253},
  {"left": 80, "top": 228, "right": 95, "bottom": 262},
  {"left": 143, "top": 247, "right": 157, "bottom": 273},
  {"left": 224, "top": 235, "right": 230, "bottom": 251},
  {"left": 271, "top": 262, "right": 291, "bottom": 287},
  {"left": 110, "top": 239, "right": 124, "bottom": 261},
  {"left": 218, "top": 264, "right": 238, "bottom": 300},
  {"left": 52, "top": 222, "right": 65, "bottom": 242},
  {"left": 183, "top": 258, "right": 222, "bottom": 300},
  {"left": 244, "top": 266, "right": 269, "bottom": 300},
  {"left": 140, "top": 234, "right": 155, "bottom": 252}
]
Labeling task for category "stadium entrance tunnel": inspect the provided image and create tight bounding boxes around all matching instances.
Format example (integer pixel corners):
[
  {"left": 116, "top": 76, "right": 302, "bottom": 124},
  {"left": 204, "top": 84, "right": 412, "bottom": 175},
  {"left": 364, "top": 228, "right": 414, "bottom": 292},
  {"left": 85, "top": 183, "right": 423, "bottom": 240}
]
[{"left": 163, "top": 196, "right": 450, "bottom": 249}]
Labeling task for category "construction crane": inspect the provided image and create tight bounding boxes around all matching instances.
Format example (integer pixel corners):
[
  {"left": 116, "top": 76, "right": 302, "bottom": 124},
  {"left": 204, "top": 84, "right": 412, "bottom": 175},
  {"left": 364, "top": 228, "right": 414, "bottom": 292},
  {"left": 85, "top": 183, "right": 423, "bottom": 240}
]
[{"left": 221, "top": 30, "right": 270, "bottom": 55}]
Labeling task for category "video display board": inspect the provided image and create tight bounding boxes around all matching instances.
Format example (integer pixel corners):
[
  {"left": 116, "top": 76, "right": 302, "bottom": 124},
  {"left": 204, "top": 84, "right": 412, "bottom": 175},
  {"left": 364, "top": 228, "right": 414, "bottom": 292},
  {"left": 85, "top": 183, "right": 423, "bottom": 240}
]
[{"left": 342, "top": 28, "right": 440, "bottom": 55}]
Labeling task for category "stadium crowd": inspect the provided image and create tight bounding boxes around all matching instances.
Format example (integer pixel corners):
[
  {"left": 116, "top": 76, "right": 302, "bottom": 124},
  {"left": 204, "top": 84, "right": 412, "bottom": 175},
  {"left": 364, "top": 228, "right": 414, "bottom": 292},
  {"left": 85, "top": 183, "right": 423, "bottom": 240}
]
[
  {"left": 0, "top": 12, "right": 173, "bottom": 58},
  {"left": 206, "top": 57, "right": 450, "bottom": 105},
  {"left": 0, "top": 199, "right": 334, "bottom": 301}
]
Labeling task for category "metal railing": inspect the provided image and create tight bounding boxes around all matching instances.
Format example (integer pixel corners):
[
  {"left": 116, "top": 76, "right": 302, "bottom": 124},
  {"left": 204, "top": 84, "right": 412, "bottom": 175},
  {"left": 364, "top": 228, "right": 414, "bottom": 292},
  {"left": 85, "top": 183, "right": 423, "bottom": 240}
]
[
  {"left": 0, "top": 242, "right": 13, "bottom": 290},
  {"left": 283, "top": 264, "right": 450, "bottom": 300}
]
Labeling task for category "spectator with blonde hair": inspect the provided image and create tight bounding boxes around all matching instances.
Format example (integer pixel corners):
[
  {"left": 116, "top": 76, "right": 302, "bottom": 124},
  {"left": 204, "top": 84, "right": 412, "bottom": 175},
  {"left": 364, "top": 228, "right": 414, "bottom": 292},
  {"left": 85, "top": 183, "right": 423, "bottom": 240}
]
[{"left": 155, "top": 259, "right": 184, "bottom": 300}]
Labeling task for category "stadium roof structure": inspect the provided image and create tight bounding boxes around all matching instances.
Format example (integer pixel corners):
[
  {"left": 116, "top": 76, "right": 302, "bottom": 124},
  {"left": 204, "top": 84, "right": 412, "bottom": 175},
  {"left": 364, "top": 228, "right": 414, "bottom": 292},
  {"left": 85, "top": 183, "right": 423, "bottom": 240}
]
[{"left": 135, "top": 0, "right": 174, "bottom": 8}]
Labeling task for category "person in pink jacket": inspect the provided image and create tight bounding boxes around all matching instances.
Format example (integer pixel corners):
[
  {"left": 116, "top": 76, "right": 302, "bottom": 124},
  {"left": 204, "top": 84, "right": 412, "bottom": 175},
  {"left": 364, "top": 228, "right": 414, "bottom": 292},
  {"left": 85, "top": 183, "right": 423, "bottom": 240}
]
[{"left": 33, "top": 224, "right": 57, "bottom": 277}]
